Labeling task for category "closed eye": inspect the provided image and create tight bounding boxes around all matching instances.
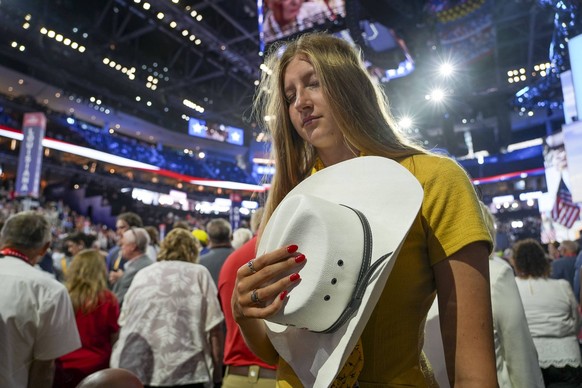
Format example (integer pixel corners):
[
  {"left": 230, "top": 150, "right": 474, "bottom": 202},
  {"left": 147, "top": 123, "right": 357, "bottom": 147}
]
[{"left": 308, "top": 81, "right": 320, "bottom": 89}]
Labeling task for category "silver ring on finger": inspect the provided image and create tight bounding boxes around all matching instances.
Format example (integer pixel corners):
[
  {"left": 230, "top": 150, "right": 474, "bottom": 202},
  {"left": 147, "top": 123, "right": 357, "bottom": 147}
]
[
  {"left": 251, "top": 289, "right": 262, "bottom": 304},
  {"left": 247, "top": 259, "right": 257, "bottom": 274}
]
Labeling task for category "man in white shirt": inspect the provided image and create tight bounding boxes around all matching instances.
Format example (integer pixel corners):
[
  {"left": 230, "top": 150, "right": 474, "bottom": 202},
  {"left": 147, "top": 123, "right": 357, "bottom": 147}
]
[{"left": 0, "top": 211, "right": 81, "bottom": 388}]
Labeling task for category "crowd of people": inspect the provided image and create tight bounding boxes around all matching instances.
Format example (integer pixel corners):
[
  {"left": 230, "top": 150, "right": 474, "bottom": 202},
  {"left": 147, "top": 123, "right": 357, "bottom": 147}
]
[
  {"left": 5, "top": 200, "right": 579, "bottom": 387},
  {"left": 0, "top": 202, "right": 259, "bottom": 388},
  {"left": 2, "top": 32, "right": 582, "bottom": 388},
  {"left": 0, "top": 97, "right": 256, "bottom": 185}
]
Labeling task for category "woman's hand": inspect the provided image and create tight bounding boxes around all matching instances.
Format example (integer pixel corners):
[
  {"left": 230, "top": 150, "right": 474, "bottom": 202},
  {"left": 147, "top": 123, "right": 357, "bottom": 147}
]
[
  {"left": 232, "top": 244, "right": 305, "bottom": 323},
  {"left": 230, "top": 243, "right": 306, "bottom": 364}
]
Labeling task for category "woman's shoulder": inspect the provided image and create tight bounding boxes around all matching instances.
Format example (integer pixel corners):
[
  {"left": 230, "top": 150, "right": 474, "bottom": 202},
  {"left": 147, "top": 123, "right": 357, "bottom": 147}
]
[
  {"left": 552, "top": 278, "right": 576, "bottom": 292},
  {"left": 543, "top": 277, "right": 570, "bottom": 286},
  {"left": 522, "top": 277, "right": 570, "bottom": 291},
  {"left": 537, "top": 278, "right": 577, "bottom": 303},
  {"left": 400, "top": 153, "right": 462, "bottom": 173},
  {"left": 153, "top": 260, "right": 198, "bottom": 271},
  {"left": 100, "top": 289, "right": 116, "bottom": 299},
  {"left": 398, "top": 153, "right": 469, "bottom": 185},
  {"left": 157, "top": 260, "right": 210, "bottom": 276},
  {"left": 99, "top": 289, "right": 120, "bottom": 306}
]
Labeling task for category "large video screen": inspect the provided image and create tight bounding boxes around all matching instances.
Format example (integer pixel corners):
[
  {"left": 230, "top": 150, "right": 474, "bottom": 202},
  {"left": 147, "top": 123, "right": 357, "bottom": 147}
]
[
  {"left": 188, "top": 118, "right": 244, "bottom": 146},
  {"left": 188, "top": 117, "right": 207, "bottom": 137},
  {"left": 259, "top": 0, "right": 346, "bottom": 45},
  {"left": 333, "top": 22, "right": 414, "bottom": 81},
  {"left": 225, "top": 126, "right": 244, "bottom": 146},
  {"left": 257, "top": 0, "right": 414, "bottom": 83}
]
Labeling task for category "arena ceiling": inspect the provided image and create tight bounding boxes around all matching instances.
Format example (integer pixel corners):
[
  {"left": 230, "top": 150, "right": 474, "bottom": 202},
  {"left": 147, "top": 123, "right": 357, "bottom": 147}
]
[{"left": 0, "top": 0, "right": 571, "bottom": 157}]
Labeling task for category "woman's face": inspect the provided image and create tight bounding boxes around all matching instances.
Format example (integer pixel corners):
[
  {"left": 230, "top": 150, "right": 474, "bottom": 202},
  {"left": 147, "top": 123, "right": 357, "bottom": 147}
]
[
  {"left": 115, "top": 219, "right": 130, "bottom": 240},
  {"left": 269, "top": 0, "right": 304, "bottom": 26},
  {"left": 65, "top": 240, "right": 84, "bottom": 257},
  {"left": 283, "top": 55, "right": 354, "bottom": 165}
]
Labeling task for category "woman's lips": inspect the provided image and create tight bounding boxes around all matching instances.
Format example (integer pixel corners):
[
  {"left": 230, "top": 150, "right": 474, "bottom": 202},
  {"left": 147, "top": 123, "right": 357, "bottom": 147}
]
[{"left": 303, "top": 116, "right": 320, "bottom": 127}]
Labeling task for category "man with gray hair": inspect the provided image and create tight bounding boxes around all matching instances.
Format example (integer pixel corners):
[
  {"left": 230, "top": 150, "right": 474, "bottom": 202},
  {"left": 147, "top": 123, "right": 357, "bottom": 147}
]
[
  {"left": 0, "top": 211, "right": 81, "bottom": 387},
  {"left": 111, "top": 227, "right": 153, "bottom": 306},
  {"left": 106, "top": 212, "right": 145, "bottom": 275},
  {"left": 199, "top": 218, "right": 234, "bottom": 285}
]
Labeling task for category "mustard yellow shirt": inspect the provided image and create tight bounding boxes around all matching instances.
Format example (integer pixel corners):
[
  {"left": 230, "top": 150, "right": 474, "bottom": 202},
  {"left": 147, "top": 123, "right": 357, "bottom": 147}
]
[{"left": 275, "top": 154, "right": 492, "bottom": 387}]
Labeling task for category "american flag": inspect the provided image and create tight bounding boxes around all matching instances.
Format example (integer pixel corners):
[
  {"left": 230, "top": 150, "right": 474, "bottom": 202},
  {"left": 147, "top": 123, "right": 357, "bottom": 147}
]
[{"left": 551, "top": 179, "right": 581, "bottom": 228}]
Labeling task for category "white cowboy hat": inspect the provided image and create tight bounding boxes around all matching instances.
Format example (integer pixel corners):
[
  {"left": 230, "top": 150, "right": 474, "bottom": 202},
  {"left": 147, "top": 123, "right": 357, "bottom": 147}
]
[{"left": 257, "top": 156, "right": 423, "bottom": 387}]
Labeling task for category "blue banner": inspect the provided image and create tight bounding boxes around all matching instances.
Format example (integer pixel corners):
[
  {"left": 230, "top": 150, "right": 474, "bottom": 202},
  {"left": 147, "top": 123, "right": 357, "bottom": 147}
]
[
  {"left": 230, "top": 192, "right": 242, "bottom": 230},
  {"left": 15, "top": 113, "right": 46, "bottom": 198}
]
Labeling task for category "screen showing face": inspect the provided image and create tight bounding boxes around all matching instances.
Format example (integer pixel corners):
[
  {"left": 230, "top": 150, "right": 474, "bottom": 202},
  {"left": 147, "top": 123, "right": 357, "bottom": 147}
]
[{"left": 260, "top": 0, "right": 346, "bottom": 45}]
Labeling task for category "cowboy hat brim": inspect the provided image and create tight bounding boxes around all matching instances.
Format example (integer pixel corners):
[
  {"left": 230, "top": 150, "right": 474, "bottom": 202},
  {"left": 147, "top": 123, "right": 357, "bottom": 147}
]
[{"left": 258, "top": 156, "right": 423, "bottom": 387}]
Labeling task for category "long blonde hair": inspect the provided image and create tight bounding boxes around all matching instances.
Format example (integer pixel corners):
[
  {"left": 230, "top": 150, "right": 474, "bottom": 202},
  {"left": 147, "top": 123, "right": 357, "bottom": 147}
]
[
  {"left": 254, "top": 32, "right": 426, "bottom": 228},
  {"left": 66, "top": 249, "right": 109, "bottom": 313}
]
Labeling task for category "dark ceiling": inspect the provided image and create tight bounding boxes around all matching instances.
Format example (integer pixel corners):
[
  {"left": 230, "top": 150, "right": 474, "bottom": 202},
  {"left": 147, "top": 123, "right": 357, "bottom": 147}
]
[
  {"left": 0, "top": 0, "right": 571, "bottom": 157},
  {"left": 0, "top": 0, "right": 262, "bottom": 130}
]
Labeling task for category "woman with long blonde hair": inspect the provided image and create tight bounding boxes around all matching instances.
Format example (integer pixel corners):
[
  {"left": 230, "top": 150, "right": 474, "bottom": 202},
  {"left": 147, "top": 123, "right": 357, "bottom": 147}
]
[
  {"left": 54, "top": 249, "right": 120, "bottom": 388},
  {"left": 231, "top": 32, "right": 497, "bottom": 387}
]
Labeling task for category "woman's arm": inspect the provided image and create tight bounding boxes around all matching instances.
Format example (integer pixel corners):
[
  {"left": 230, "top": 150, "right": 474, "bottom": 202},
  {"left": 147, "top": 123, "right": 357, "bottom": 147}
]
[
  {"left": 231, "top": 244, "right": 304, "bottom": 365},
  {"left": 235, "top": 314, "right": 279, "bottom": 364},
  {"left": 433, "top": 241, "right": 497, "bottom": 388},
  {"left": 209, "top": 323, "right": 225, "bottom": 385}
]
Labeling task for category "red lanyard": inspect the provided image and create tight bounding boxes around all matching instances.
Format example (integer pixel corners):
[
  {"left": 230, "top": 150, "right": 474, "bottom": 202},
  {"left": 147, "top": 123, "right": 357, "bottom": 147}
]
[{"left": 0, "top": 248, "right": 33, "bottom": 266}]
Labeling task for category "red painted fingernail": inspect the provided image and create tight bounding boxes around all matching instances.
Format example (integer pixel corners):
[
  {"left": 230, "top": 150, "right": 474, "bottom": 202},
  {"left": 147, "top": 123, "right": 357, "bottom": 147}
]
[
  {"left": 280, "top": 290, "right": 288, "bottom": 300},
  {"left": 294, "top": 254, "right": 306, "bottom": 263},
  {"left": 287, "top": 244, "right": 298, "bottom": 253},
  {"left": 290, "top": 273, "right": 300, "bottom": 282}
]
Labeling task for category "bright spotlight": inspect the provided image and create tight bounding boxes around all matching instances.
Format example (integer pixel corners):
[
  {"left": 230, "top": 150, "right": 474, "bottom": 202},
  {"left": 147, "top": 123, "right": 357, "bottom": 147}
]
[
  {"left": 430, "top": 88, "right": 446, "bottom": 102},
  {"left": 439, "top": 62, "right": 454, "bottom": 77},
  {"left": 398, "top": 116, "right": 413, "bottom": 130}
]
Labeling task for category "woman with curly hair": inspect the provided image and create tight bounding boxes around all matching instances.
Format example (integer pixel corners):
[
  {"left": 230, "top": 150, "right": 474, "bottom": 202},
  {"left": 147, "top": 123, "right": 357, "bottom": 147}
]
[
  {"left": 110, "top": 228, "right": 224, "bottom": 388},
  {"left": 54, "top": 249, "right": 120, "bottom": 388},
  {"left": 513, "top": 238, "right": 582, "bottom": 387}
]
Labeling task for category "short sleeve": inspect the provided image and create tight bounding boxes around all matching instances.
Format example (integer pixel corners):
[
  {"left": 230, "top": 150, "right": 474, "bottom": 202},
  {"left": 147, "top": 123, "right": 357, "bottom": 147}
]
[
  {"left": 421, "top": 157, "right": 492, "bottom": 266},
  {"left": 198, "top": 267, "right": 224, "bottom": 333},
  {"left": 34, "top": 284, "right": 81, "bottom": 360}
]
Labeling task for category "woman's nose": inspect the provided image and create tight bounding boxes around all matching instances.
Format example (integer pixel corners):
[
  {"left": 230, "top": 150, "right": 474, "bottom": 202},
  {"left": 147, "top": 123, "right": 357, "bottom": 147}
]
[{"left": 293, "top": 90, "right": 311, "bottom": 110}]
